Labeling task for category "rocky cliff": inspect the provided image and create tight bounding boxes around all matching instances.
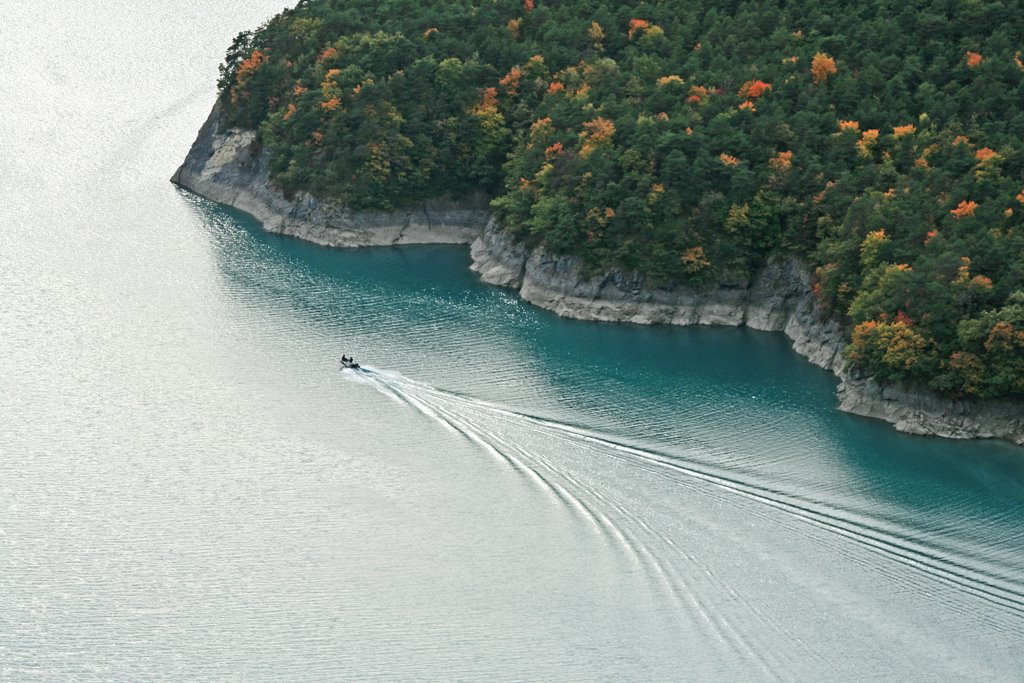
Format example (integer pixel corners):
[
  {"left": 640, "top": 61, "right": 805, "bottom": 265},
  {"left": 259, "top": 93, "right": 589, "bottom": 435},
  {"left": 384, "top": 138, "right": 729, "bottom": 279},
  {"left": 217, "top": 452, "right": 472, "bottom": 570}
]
[
  {"left": 470, "top": 229, "right": 1024, "bottom": 445},
  {"left": 174, "top": 103, "right": 1023, "bottom": 446},
  {"left": 836, "top": 375, "right": 1024, "bottom": 443},
  {"left": 171, "top": 103, "right": 492, "bottom": 248}
]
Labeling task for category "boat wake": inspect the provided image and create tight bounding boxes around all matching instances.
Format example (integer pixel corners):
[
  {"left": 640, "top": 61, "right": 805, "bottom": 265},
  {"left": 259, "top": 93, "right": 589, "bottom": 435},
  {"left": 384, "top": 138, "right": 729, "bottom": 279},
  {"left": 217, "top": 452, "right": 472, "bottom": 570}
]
[{"left": 343, "top": 366, "right": 1024, "bottom": 662}]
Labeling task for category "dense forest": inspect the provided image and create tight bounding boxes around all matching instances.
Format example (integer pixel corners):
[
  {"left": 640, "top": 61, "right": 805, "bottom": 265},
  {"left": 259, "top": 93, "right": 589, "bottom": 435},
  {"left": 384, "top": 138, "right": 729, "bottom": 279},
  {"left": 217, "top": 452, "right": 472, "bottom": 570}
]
[{"left": 217, "top": 0, "right": 1024, "bottom": 399}]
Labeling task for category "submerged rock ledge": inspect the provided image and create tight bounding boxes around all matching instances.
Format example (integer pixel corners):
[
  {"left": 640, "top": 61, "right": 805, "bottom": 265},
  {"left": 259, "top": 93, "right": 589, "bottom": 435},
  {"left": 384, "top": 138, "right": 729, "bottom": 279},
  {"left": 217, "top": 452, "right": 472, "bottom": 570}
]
[{"left": 173, "top": 103, "right": 1023, "bottom": 446}]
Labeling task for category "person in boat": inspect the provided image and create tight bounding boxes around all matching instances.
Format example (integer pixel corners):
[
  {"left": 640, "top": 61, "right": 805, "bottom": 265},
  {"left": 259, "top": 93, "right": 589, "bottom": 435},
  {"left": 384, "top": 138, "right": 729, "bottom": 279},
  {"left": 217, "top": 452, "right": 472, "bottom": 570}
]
[{"left": 341, "top": 355, "right": 350, "bottom": 363}]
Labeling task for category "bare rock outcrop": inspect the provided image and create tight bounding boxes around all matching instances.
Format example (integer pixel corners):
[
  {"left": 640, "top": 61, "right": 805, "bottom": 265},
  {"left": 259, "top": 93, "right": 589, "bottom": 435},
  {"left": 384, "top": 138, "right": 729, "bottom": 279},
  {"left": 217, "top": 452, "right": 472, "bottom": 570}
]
[
  {"left": 468, "top": 229, "right": 1022, "bottom": 445},
  {"left": 470, "top": 231, "right": 846, "bottom": 372},
  {"left": 171, "top": 102, "right": 490, "bottom": 248},
  {"left": 837, "top": 374, "right": 1024, "bottom": 444}
]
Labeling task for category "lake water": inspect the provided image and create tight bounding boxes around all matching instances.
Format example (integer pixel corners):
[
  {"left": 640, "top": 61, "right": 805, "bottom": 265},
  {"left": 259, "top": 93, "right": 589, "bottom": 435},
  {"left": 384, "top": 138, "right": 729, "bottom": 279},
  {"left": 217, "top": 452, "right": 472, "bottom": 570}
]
[{"left": 2, "top": 2, "right": 1023, "bottom": 680}]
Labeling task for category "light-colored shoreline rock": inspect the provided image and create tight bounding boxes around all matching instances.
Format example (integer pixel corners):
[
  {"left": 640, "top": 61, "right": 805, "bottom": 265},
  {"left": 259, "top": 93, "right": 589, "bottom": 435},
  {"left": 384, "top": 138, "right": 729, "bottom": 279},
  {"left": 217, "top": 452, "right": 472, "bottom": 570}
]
[
  {"left": 469, "top": 226, "right": 847, "bottom": 374},
  {"left": 836, "top": 374, "right": 1024, "bottom": 443},
  {"left": 171, "top": 102, "right": 491, "bottom": 248},
  {"left": 173, "top": 102, "right": 1023, "bottom": 446}
]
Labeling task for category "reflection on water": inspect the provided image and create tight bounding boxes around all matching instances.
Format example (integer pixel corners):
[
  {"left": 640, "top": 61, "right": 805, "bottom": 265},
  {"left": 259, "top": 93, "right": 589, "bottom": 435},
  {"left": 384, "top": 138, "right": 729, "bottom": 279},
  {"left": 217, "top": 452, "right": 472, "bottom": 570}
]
[{"left": 1, "top": 1, "right": 1023, "bottom": 680}]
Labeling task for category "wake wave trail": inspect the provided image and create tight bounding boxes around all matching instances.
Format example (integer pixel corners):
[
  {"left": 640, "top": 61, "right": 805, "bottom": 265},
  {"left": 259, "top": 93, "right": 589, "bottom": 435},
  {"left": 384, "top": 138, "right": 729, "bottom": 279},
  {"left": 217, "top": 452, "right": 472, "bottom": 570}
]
[
  {"left": 344, "top": 367, "right": 1024, "bottom": 626},
  {"left": 355, "top": 370, "right": 787, "bottom": 675},
  {"left": 347, "top": 372, "right": 828, "bottom": 673},
  {"left": 537, "top": 421, "right": 1024, "bottom": 623},
  {"left": 481, "top": 425, "right": 800, "bottom": 675}
]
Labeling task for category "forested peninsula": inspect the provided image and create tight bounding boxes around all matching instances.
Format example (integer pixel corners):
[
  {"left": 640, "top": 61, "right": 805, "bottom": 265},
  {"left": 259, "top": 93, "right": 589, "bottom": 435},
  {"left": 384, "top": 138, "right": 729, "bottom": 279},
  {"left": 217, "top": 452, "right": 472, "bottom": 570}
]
[{"left": 176, "top": 0, "right": 1024, "bottom": 443}]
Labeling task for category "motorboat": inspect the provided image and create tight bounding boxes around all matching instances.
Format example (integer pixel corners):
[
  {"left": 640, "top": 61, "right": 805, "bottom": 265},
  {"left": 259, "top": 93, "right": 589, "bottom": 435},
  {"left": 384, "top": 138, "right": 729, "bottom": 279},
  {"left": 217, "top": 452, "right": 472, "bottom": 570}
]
[{"left": 340, "top": 357, "right": 361, "bottom": 370}]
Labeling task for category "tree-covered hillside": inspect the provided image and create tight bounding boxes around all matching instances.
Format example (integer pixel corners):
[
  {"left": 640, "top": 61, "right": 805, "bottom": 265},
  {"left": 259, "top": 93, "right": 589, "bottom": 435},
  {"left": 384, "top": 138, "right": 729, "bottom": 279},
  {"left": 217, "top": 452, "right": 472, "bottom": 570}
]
[{"left": 218, "top": 0, "right": 1024, "bottom": 399}]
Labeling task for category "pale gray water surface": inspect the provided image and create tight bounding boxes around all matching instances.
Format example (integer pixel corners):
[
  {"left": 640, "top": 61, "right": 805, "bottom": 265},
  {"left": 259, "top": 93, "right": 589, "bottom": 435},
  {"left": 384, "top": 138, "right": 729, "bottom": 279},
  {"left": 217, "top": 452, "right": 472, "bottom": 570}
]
[{"left": 2, "top": 2, "right": 1024, "bottom": 681}]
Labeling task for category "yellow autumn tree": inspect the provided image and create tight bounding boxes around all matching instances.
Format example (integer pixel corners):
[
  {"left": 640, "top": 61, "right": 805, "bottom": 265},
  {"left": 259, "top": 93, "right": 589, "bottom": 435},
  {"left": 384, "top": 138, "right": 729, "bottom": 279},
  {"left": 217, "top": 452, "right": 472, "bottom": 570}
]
[
  {"left": 846, "top": 320, "right": 931, "bottom": 382},
  {"left": 811, "top": 52, "right": 837, "bottom": 84},
  {"left": 579, "top": 117, "right": 615, "bottom": 157}
]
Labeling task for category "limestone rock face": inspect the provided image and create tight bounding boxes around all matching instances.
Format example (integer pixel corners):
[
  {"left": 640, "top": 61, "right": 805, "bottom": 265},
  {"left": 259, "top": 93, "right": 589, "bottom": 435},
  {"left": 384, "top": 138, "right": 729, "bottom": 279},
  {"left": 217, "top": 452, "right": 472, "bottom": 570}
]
[
  {"left": 468, "top": 223, "right": 528, "bottom": 288},
  {"left": 469, "top": 223, "right": 1022, "bottom": 445},
  {"left": 175, "top": 101, "right": 1023, "bottom": 446},
  {"left": 836, "top": 374, "right": 1024, "bottom": 445},
  {"left": 171, "top": 102, "right": 491, "bottom": 248}
]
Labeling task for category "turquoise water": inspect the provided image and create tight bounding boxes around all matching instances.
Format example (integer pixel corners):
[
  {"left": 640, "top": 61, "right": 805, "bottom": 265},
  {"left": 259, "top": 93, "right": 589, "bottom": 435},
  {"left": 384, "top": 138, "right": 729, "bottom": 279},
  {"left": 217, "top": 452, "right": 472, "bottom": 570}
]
[{"left": 2, "top": 2, "right": 1024, "bottom": 680}]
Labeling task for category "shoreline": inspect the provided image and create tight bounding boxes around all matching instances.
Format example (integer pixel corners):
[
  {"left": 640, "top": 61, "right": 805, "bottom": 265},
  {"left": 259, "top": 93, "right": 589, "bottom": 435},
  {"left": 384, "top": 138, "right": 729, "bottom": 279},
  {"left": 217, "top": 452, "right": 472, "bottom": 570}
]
[{"left": 172, "top": 102, "right": 1024, "bottom": 446}]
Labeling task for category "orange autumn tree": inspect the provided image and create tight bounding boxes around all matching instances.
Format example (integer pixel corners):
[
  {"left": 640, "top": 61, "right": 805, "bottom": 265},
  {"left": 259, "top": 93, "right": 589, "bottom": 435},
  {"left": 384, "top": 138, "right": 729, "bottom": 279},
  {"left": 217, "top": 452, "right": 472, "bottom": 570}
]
[
  {"left": 738, "top": 80, "right": 772, "bottom": 99},
  {"left": 769, "top": 150, "right": 793, "bottom": 172},
  {"left": 579, "top": 117, "right": 615, "bottom": 157},
  {"left": 810, "top": 52, "right": 837, "bottom": 84},
  {"left": 627, "top": 19, "right": 650, "bottom": 39},
  {"left": 975, "top": 147, "right": 998, "bottom": 162},
  {"left": 237, "top": 50, "right": 268, "bottom": 83},
  {"left": 856, "top": 129, "right": 879, "bottom": 155},
  {"left": 950, "top": 200, "right": 978, "bottom": 218},
  {"left": 544, "top": 141, "right": 563, "bottom": 159},
  {"left": 470, "top": 86, "right": 505, "bottom": 149},
  {"left": 230, "top": 49, "right": 268, "bottom": 105},
  {"left": 680, "top": 246, "right": 711, "bottom": 273},
  {"left": 498, "top": 66, "right": 522, "bottom": 95},
  {"left": 471, "top": 87, "right": 498, "bottom": 115}
]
